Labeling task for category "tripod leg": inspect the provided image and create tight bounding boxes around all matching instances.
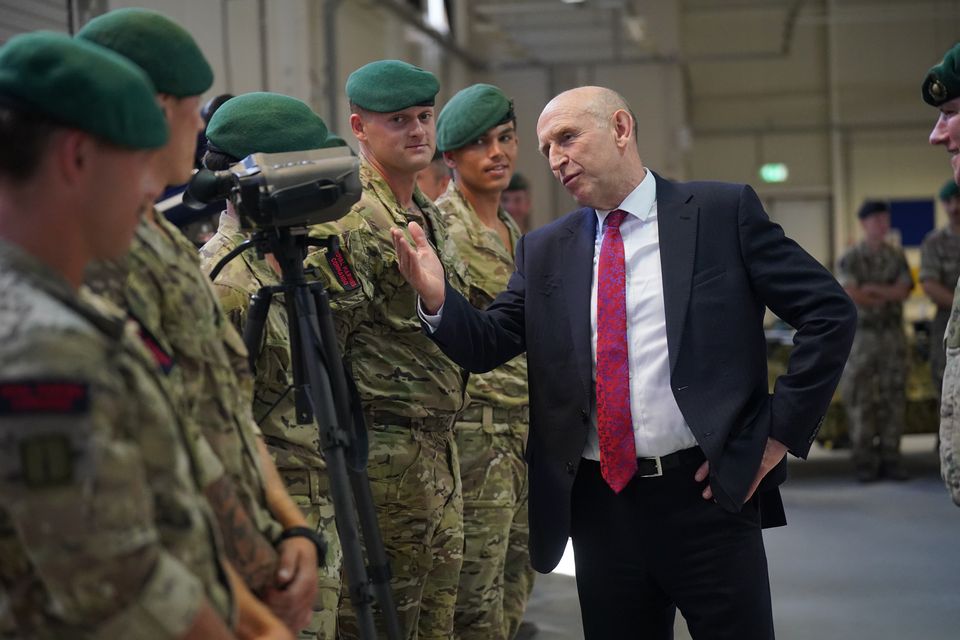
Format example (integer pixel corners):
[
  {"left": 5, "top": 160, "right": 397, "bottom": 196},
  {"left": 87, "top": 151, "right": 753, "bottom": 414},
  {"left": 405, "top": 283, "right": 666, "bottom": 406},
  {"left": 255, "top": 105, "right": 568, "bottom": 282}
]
[
  {"left": 290, "top": 288, "right": 380, "bottom": 639},
  {"left": 243, "top": 287, "right": 274, "bottom": 373},
  {"left": 309, "top": 285, "right": 403, "bottom": 640},
  {"left": 349, "top": 468, "right": 404, "bottom": 640}
]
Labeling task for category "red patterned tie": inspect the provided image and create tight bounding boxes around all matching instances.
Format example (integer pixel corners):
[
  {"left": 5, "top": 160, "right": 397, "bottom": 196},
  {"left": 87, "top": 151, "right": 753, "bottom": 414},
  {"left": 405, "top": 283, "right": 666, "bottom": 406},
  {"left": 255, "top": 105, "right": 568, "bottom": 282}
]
[{"left": 596, "top": 209, "right": 637, "bottom": 493}]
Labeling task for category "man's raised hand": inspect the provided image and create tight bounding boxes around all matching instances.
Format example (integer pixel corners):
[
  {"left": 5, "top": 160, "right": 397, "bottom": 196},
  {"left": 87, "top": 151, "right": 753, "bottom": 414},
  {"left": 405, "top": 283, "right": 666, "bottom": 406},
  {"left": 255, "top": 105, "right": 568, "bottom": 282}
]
[{"left": 391, "top": 221, "right": 446, "bottom": 313}]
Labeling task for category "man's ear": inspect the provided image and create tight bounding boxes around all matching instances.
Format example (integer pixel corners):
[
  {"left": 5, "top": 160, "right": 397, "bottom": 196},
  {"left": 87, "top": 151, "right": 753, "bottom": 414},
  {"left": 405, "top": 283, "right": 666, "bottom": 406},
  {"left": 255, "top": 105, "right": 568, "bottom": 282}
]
[
  {"left": 612, "top": 109, "right": 633, "bottom": 148},
  {"left": 156, "top": 93, "right": 176, "bottom": 123},
  {"left": 349, "top": 113, "right": 365, "bottom": 142},
  {"left": 442, "top": 150, "right": 457, "bottom": 171},
  {"left": 56, "top": 130, "right": 92, "bottom": 186}
]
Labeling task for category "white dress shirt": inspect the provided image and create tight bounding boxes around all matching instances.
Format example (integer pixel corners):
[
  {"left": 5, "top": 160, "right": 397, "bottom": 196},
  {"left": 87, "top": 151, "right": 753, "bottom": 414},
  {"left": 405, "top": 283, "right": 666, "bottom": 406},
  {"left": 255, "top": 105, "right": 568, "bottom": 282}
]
[
  {"left": 584, "top": 169, "right": 696, "bottom": 460},
  {"left": 420, "top": 168, "right": 697, "bottom": 459}
]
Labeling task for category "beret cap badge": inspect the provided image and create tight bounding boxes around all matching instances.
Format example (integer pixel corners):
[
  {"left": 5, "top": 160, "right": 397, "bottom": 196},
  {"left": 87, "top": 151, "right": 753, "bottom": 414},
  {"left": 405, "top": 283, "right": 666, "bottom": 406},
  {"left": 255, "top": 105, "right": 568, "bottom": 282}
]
[{"left": 931, "top": 78, "right": 947, "bottom": 101}]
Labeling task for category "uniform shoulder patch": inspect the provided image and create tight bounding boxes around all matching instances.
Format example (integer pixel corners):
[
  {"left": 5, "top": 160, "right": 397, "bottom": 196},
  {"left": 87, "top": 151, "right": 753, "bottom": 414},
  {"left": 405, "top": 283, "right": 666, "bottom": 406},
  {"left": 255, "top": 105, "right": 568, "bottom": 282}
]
[
  {"left": 0, "top": 381, "right": 92, "bottom": 488},
  {"left": 0, "top": 381, "right": 89, "bottom": 414},
  {"left": 325, "top": 242, "right": 360, "bottom": 292}
]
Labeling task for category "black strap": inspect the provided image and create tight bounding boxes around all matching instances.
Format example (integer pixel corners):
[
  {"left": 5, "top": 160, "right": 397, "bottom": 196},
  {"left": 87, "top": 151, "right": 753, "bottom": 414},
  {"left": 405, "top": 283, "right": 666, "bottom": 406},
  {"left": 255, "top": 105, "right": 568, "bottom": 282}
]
[{"left": 275, "top": 526, "right": 326, "bottom": 567}]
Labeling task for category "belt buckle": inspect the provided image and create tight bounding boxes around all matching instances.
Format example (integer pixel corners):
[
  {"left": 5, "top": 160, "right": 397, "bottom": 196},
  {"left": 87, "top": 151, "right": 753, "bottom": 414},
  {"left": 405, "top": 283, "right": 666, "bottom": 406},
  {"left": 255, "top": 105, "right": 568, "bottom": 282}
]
[{"left": 637, "top": 456, "right": 663, "bottom": 478}]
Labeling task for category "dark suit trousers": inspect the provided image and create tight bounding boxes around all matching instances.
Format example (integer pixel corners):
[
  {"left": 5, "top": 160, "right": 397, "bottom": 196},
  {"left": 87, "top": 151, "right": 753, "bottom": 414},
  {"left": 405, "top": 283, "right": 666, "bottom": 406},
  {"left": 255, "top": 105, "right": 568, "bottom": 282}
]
[{"left": 570, "top": 452, "right": 775, "bottom": 640}]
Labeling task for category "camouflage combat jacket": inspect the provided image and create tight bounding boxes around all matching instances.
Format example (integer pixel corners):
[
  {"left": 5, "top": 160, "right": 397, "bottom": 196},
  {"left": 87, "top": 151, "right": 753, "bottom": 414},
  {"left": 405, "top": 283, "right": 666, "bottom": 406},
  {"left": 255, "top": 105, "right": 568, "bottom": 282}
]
[
  {"left": 85, "top": 211, "right": 281, "bottom": 541},
  {"left": 304, "top": 157, "right": 471, "bottom": 419},
  {"left": 435, "top": 183, "right": 528, "bottom": 410},
  {"left": 837, "top": 240, "right": 912, "bottom": 328},
  {"left": 0, "top": 240, "right": 231, "bottom": 637},
  {"left": 920, "top": 226, "right": 960, "bottom": 324},
  {"left": 200, "top": 213, "right": 324, "bottom": 470}
]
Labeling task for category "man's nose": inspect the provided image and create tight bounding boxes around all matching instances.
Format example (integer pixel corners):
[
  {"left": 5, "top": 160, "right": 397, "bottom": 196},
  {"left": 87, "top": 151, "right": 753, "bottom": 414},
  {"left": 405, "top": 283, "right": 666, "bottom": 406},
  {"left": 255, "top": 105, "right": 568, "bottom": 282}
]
[
  {"left": 411, "top": 118, "right": 426, "bottom": 137},
  {"left": 549, "top": 147, "right": 565, "bottom": 172},
  {"left": 930, "top": 115, "right": 948, "bottom": 146}
]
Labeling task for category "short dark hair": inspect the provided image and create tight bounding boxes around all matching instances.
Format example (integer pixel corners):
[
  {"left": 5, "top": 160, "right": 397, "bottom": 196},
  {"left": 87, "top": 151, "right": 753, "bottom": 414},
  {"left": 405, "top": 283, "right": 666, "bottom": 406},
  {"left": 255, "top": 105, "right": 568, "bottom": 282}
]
[
  {"left": 858, "top": 200, "right": 890, "bottom": 220},
  {"left": 202, "top": 148, "right": 239, "bottom": 171},
  {"left": 0, "top": 105, "right": 58, "bottom": 182}
]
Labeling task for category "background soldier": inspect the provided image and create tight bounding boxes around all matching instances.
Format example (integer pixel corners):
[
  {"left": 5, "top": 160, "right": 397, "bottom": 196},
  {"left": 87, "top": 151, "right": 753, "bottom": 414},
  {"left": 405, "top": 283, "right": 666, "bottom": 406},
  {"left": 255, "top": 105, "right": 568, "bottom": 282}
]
[
  {"left": 416, "top": 150, "right": 452, "bottom": 201},
  {"left": 433, "top": 84, "right": 534, "bottom": 640},
  {"left": 0, "top": 31, "right": 235, "bottom": 638},
  {"left": 306, "top": 60, "right": 470, "bottom": 640},
  {"left": 199, "top": 91, "right": 344, "bottom": 639},
  {"left": 77, "top": 9, "right": 317, "bottom": 632},
  {"left": 920, "top": 180, "right": 960, "bottom": 404},
  {"left": 838, "top": 200, "right": 913, "bottom": 482},
  {"left": 500, "top": 172, "right": 533, "bottom": 233},
  {"left": 924, "top": 42, "right": 960, "bottom": 505}
]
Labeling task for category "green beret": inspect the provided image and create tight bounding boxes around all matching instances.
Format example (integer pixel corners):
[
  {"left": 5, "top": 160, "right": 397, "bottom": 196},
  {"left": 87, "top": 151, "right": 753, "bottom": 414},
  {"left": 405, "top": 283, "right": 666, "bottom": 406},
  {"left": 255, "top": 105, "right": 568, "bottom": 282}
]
[
  {"left": 506, "top": 172, "right": 530, "bottom": 192},
  {"left": 78, "top": 8, "right": 213, "bottom": 97},
  {"left": 346, "top": 60, "right": 438, "bottom": 112},
  {"left": 923, "top": 43, "right": 960, "bottom": 106},
  {"left": 940, "top": 179, "right": 960, "bottom": 201},
  {"left": 322, "top": 132, "right": 348, "bottom": 148},
  {"left": 206, "top": 92, "right": 329, "bottom": 159},
  {"left": 436, "top": 84, "right": 514, "bottom": 152},
  {"left": 0, "top": 31, "right": 167, "bottom": 149}
]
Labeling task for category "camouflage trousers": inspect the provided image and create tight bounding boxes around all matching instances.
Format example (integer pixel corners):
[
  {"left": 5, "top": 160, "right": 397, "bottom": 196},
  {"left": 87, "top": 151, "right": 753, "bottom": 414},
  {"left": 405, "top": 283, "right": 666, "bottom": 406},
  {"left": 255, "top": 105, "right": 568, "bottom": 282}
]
[
  {"left": 939, "top": 345, "right": 960, "bottom": 505},
  {"left": 338, "top": 421, "right": 463, "bottom": 640},
  {"left": 840, "top": 326, "right": 907, "bottom": 469},
  {"left": 453, "top": 409, "right": 534, "bottom": 640},
  {"left": 276, "top": 465, "right": 342, "bottom": 640}
]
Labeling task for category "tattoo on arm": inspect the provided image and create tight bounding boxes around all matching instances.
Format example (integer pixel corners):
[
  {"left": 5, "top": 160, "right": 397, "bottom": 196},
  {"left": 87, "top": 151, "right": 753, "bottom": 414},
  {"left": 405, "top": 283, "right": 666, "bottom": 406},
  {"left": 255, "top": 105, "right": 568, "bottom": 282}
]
[{"left": 204, "top": 476, "right": 278, "bottom": 592}]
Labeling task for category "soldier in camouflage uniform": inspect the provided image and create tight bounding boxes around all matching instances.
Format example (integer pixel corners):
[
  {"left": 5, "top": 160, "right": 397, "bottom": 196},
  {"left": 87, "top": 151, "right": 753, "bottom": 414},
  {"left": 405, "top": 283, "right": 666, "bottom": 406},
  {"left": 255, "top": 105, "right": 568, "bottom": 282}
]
[
  {"left": 0, "top": 32, "right": 235, "bottom": 638},
  {"left": 837, "top": 201, "right": 914, "bottom": 481},
  {"left": 78, "top": 9, "right": 317, "bottom": 633},
  {"left": 924, "top": 42, "right": 960, "bottom": 505},
  {"left": 197, "top": 92, "right": 344, "bottom": 639},
  {"left": 500, "top": 173, "right": 534, "bottom": 234},
  {"left": 416, "top": 151, "right": 452, "bottom": 202},
  {"left": 919, "top": 180, "right": 960, "bottom": 402},
  {"left": 304, "top": 60, "right": 470, "bottom": 640},
  {"left": 434, "top": 84, "right": 534, "bottom": 640}
]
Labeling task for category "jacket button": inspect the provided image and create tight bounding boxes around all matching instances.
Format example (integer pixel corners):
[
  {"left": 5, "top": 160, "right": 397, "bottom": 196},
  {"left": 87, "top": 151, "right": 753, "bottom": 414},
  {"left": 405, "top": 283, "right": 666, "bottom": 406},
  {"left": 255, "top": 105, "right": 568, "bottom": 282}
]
[
  {"left": 579, "top": 408, "right": 588, "bottom": 422},
  {"left": 566, "top": 461, "right": 575, "bottom": 475}
]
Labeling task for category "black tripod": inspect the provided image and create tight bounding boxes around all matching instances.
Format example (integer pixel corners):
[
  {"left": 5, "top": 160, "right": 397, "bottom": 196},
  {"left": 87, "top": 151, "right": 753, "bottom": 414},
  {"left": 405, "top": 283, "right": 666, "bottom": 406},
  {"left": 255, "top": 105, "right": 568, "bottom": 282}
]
[{"left": 211, "top": 225, "right": 401, "bottom": 640}]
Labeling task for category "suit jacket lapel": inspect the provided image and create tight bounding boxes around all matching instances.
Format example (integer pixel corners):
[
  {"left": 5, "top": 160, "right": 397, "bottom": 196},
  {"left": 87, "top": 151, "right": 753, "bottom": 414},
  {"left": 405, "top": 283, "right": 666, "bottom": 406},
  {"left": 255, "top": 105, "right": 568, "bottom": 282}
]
[
  {"left": 655, "top": 172, "right": 697, "bottom": 373},
  {"left": 560, "top": 208, "right": 597, "bottom": 398}
]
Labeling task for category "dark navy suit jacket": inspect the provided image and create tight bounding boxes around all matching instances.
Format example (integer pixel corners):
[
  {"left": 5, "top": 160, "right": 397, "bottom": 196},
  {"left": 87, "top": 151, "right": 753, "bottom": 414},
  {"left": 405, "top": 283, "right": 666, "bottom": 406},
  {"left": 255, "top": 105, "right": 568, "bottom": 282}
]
[{"left": 429, "top": 172, "right": 857, "bottom": 573}]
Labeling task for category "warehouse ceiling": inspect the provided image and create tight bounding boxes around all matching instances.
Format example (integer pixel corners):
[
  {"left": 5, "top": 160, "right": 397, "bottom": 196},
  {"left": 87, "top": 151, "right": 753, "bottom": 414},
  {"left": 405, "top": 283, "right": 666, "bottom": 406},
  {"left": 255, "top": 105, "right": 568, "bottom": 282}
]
[
  {"left": 466, "top": 0, "right": 668, "bottom": 68},
  {"left": 459, "top": 0, "right": 950, "bottom": 70}
]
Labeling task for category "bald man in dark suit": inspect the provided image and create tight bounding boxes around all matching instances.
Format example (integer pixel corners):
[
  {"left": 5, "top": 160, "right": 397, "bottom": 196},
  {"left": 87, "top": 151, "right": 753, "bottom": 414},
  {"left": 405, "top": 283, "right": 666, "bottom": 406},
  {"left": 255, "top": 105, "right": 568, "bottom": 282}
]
[{"left": 392, "top": 86, "right": 856, "bottom": 640}]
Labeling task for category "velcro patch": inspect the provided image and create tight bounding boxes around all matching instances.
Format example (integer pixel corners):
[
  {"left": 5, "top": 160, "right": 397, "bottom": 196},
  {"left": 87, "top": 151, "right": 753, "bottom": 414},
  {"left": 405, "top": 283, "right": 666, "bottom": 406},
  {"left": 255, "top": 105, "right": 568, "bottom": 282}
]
[
  {"left": 326, "top": 248, "right": 360, "bottom": 292},
  {"left": 0, "top": 381, "right": 89, "bottom": 415},
  {"left": 19, "top": 434, "right": 74, "bottom": 488}
]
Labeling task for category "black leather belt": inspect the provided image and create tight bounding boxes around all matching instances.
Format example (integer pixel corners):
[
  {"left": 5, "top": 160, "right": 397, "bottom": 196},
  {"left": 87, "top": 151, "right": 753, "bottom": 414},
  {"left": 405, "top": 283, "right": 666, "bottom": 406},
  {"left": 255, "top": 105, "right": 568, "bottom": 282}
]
[
  {"left": 367, "top": 411, "right": 455, "bottom": 432},
  {"left": 634, "top": 447, "right": 705, "bottom": 478}
]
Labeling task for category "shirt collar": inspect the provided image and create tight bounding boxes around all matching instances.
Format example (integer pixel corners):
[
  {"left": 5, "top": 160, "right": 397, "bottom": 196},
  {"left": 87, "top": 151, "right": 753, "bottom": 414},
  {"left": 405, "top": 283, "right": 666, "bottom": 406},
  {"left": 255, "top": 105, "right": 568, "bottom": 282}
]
[{"left": 595, "top": 168, "right": 656, "bottom": 227}]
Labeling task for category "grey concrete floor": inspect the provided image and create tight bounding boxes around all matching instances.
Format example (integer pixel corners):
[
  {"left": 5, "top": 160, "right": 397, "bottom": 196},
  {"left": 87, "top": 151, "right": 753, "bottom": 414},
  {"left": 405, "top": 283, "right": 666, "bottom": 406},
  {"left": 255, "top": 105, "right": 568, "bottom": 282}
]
[{"left": 522, "top": 435, "right": 960, "bottom": 639}]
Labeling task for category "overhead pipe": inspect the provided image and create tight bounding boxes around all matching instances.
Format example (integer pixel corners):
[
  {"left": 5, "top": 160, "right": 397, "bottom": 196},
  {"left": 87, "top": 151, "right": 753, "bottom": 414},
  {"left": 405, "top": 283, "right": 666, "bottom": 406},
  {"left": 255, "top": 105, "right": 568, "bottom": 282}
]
[
  {"left": 827, "top": 0, "right": 847, "bottom": 262},
  {"left": 375, "top": 0, "right": 487, "bottom": 71},
  {"left": 324, "top": 0, "right": 342, "bottom": 129}
]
